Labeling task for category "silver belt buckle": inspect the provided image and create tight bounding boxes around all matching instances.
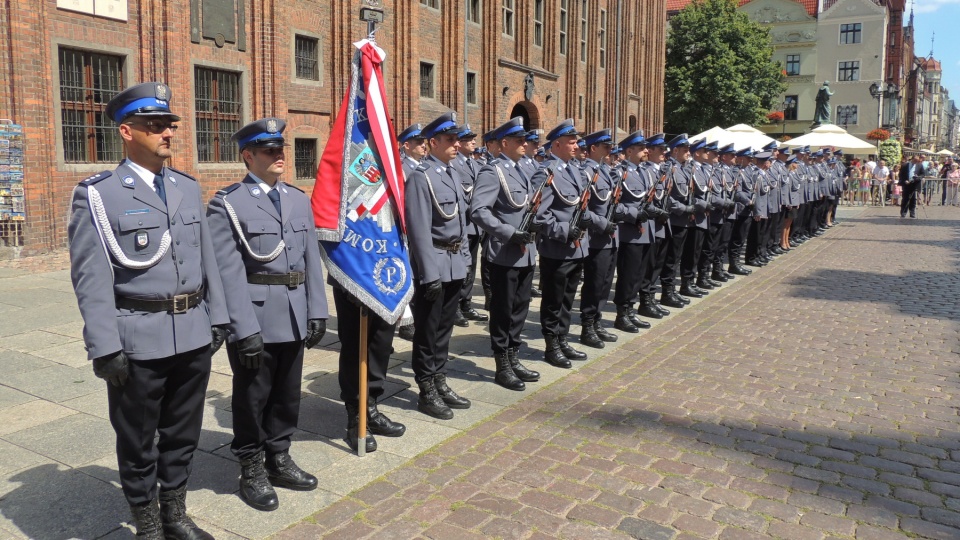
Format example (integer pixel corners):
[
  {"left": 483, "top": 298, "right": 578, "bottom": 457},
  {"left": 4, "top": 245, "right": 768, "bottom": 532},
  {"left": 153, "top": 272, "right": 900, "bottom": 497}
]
[
  {"left": 172, "top": 294, "right": 189, "bottom": 314},
  {"left": 287, "top": 272, "right": 301, "bottom": 288}
]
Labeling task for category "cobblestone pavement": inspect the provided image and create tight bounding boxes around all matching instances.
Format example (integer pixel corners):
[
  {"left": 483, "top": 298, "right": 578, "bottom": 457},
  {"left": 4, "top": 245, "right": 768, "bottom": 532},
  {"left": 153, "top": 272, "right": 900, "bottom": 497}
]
[
  {"left": 1, "top": 205, "right": 958, "bottom": 539},
  {"left": 273, "top": 205, "right": 960, "bottom": 540}
]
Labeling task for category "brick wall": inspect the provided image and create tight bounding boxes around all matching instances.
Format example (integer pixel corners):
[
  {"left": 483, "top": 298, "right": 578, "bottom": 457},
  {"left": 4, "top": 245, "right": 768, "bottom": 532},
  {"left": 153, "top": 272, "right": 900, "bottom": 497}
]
[{"left": 0, "top": 0, "right": 665, "bottom": 256}]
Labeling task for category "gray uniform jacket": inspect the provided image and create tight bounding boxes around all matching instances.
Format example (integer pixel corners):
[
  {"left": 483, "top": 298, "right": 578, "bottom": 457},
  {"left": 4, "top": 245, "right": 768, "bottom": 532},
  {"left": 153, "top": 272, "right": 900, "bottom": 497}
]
[
  {"left": 68, "top": 161, "right": 229, "bottom": 361},
  {"left": 470, "top": 155, "right": 537, "bottom": 268},
  {"left": 581, "top": 158, "right": 619, "bottom": 250},
  {"left": 518, "top": 155, "right": 539, "bottom": 180},
  {"left": 666, "top": 158, "right": 697, "bottom": 229},
  {"left": 704, "top": 163, "right": 725, "bottom": 225},
  {"left": 785, "top": 168, "right": 803, "bottom": 207},
  {"left": 643, "top": 162, "right": 670, "bottom": 238},
  {"left": 736, "top": 164, "right": 760, "bottom": 218},
  {"left": 754, "top": 169, "right": 771, "bottom": 219},
  {"left": 771, "top": 160, "right": 788, "bottom": 209},
  {"left": 616, "top": 161, "right": 652, "bottom": 245},
  {"left": 766, "top": 162, "right": 781, "bottom": 214},
  {"left": 401, "top": 154, "right": 420, "bottom": 181},
  {"left": 719, "top": 164, "right": 740, "bottom": 221},
  {"left": 451, "top": 152, "right": 480, "bottom": 237},
  {"left": 533, "top": 157, "right": 600, "bottom": 260},
  {"left": 206, "top": 176, "right": 328, "bottom": 344},
  {"left": 405, "top": 154, "right": 469, "bottom": 284}
]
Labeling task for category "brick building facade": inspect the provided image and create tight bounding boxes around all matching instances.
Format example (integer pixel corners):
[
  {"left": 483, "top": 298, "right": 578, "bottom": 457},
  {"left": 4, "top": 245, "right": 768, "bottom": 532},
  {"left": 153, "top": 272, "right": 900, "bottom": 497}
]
[{"left": 0, "top": 0, "right": 666, "bottom": 256}]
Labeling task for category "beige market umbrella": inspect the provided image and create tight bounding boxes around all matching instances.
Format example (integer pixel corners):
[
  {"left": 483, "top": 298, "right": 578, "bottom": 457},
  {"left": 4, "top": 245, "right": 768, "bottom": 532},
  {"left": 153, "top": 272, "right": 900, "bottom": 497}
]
[
  {"left": 936, "top": 149, "right": 954, "bottom": 156},
  {"left": 725, "top": 123, "right": 777, "bottom": 151},
  {"left": 691, "top": 126, "right": 736, "bottom": 147},
  {"left": 780, "top": 124, "right": 876, "bottom": 153}
]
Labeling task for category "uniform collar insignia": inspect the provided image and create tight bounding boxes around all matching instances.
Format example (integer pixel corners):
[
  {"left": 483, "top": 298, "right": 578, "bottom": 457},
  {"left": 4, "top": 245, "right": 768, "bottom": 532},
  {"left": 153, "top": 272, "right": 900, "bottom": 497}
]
[{"left": 122, "top": 176, "right": 135, "bottom": 187}]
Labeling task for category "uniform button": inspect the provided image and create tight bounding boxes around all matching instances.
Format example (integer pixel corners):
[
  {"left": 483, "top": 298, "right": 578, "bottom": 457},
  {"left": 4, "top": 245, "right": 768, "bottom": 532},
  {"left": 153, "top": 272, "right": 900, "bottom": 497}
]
[
  {"left": 284, "top": 229, "right": 288, "bottom": 233},
  {"left": 176, "top": 241, "right": 180, "bottom": 245},
  {"left": 171, "top": 219, "right": 177, "bottom": 225},
  {"left": 290, "top": 264, "right": 295, "bottom": 269},
  {"left": 138, "top": 220, "right": 143, "bottom": 225},
  {"left": 179, "top": 259, "right": 183, "bottom": 264},
  {"left": 261, "top": 226, "right": 265, "bottom": 231},
  {"left": 181, "top": 279, "right": 187, "bottom": 284}
]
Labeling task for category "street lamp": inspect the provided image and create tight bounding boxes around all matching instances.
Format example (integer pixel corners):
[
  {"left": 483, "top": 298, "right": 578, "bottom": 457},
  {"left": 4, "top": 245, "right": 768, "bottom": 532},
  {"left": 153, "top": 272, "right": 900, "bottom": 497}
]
[
  {"left": 869, "top": 82, "right": 898, "bottom": 129},
  {"left": 837, "top": 105, "right": 856, "bottom": 131},
  {"left": 781, "top": 99, "right": 796, "bottom": 137}
]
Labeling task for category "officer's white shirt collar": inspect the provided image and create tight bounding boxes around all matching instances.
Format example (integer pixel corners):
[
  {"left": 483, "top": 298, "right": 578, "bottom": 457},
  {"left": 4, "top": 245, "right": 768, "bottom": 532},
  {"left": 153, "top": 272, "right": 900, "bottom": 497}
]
[
  {"left": 247, "top": 171, "right": 276, "bottom": 193},
  {"left": 123, "top": 159, "right": 163, "bottom": 193}
]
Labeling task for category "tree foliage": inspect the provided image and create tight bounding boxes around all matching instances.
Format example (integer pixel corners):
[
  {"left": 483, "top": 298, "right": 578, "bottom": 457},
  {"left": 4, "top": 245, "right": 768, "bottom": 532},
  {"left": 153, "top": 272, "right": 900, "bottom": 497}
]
[
  {"left": 878, "top": 139, "right": 902, "bottom": 166},
  {"left": 665, "top": 0, "right": 786, "bottom": 134}
]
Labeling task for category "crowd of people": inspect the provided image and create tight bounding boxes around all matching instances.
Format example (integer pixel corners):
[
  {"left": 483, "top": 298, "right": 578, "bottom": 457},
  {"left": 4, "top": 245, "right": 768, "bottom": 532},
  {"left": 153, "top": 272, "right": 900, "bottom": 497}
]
[
  {"left": 841, "top": 154, "right": 960, "bottom": 208},
  {"left": 68, "top": 80, "right": 868, "bottom": 539}
]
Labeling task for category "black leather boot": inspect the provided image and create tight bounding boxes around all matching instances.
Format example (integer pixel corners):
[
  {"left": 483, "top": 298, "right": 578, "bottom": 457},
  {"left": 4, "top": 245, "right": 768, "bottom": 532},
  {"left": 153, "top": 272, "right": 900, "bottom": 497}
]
[
  {"left": 627, "top": 307, "right": 651, "bottom": 329},
  {"left": 579, "top": 316, "right": 604, "bottom": 349},
  {"left": 237, "top": 452, "right": 279, "bottom": 511},
  {"left": 696, "top": 275, "right": 715, "bottom": 290},
  {"left": 453, "top": 309, "right": 469, "bottom": 328},
  {"left": 558, "top": 336, "right": 587, "bottom": 360},
  {"left": 397, "top": 324, "right": 415, "bottom": 341},
  {"left": 711, "top": 266, "right": 728, "bottom": 282},
  {"left": 494, "top": 351, "right": 525, "bottom": 391},
  {"left": 594, "top": 321, "right": 618, "bottom": 342},
  {"left": 367, "top": 397, "right": 406, "bottom": 437},
  {"left": 679, "top": 281, "right": 702, "bottom": 298},
  {"left": 345, "top": 402, "right": 377, "bottom": 453},
  {"left": 636, "top": 295, "right": 663, "bottom": 319},
  {"left": 434, "top": 373, "right": 471, "bottom": 409},
  {"left": 543, "top": 335, "right": 572, "bottom": 368},
  {"left": 129, "top": 499, "right": 164, "bottom": 540},
  {"left": 729, "top": 263, "right": 751, "bottom": 275},
  {"left": 417, "top": 377, "right": 454, "bottom": 419},
  {"left": 614, "top": 306, "right": 639, "bottom": 333},
  {"left": 266, "top": 451, "right": 317, "bottom": 491},
  {"left": 508, "top": 347, "right": 540, "bottom": 382},
  {"left": 659, "top": 290, "right": 686, "bottom": 309},
  {"left": 159, "top": 484, "right": 215, "bottom": 539},
  {"left": 461, "top": 306, "right": 488, "bottom": 322}
]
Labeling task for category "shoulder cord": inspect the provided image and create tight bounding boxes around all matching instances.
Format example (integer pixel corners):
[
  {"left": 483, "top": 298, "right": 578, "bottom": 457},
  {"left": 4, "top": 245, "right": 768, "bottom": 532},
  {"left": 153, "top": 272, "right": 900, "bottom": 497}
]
[
  {"left": 590, "top": 168, "right": 613, "bottom": 202},
  {"left": 621, "top": 167, "right": 646, "bottom": 200},
  {"left": 425, "top": 171, "right": 459, "bottom": 221},
  {"left": 496, "top": 165, "right": 529, "bottom": 209},
  {"left": 549, "top": 167, "right": 581, "bottom": 206},
  {"left": 88, "top": 185, "right": 171, "bottom": 270},
  {"left": 222, "top": 195, "right": 285, "bottom": 262},
  {"left": 673, "top": 165, "right": 689, "bottom": 198}
]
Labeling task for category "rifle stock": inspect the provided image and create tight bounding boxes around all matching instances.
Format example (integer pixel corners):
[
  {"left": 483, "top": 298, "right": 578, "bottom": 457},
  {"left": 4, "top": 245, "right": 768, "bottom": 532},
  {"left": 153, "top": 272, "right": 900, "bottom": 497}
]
[{"left": 518, "top": 172, "right": 553, "bottom": 253}]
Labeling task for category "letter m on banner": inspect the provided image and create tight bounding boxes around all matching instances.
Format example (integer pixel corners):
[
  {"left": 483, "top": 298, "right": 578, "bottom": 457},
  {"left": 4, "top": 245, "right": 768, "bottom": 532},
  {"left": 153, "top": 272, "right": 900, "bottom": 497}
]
[{"left": 312, "top": 39, "right": 412, "bottom": 324}]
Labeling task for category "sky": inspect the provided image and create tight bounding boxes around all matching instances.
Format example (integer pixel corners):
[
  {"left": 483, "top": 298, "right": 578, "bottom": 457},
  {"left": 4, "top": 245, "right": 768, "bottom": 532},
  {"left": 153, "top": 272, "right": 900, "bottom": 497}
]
[{"left": 912, "top": 1, "right": 960, "bottom": 100}]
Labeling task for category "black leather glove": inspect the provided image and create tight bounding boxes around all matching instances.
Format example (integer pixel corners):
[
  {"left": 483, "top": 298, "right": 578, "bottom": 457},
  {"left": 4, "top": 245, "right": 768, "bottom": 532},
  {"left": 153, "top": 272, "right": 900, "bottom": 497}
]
[
  {"left": 612, "top": 207, "right": 630, "bottom": 224},
  {"left": 422, "top": 279, "right": 443, "bottom": 302},
  {"left": 724, "top": 199, "right": 736, "bottom": 211},
  {"left": 566, "top": 225, "right": 583, "bottom": 243},
  {"left": 236, "top": 333, "right": 264, "bottom": 369},
  {"left": 603, "top": 221, "right": 617, "bottom": 235},
  {"left": 92, "top": 351, "right": 128, "bottom": 387},
  {"left": 210, "top": 325, "right": 227, "bottom": 355},
  {"left": 527, "top": 221, "right": 544, "bottom": 234},
  {"left": 509, "top": 230, "right": 536, "bottom": 245},
  {"left": 693, "top": 199, "right": 709, "bottom": 213},
  {"left": 305, "top": 319, "right": 326, "bottom": 349}
]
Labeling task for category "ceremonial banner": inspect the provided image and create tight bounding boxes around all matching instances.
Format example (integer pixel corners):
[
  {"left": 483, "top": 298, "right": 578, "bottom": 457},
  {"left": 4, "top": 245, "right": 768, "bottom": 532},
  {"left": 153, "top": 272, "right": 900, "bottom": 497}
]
[{"left": 312, "top": 39, "right": 412, "bottom": 324}]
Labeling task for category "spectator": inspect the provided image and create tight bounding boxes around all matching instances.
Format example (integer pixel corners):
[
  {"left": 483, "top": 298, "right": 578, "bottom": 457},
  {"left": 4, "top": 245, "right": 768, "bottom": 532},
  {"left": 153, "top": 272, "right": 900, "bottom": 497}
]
[
  {"left": 859, "top": 164, "right": 871, "bottom": 206},
  {"left": 846, "top": 159, "right": 861, "bottom": 206},
  {"left": 872, "top": 159, "right": 890, "bottom": 207},
  {"left": 891, "top": 163, "right": 902, "bottom": 205},
  {"left": 948, "top": 163, "right": 960, "bottom": 206},
  {"left": 940, "top": 158, "right": 953, "bottom": 206}
]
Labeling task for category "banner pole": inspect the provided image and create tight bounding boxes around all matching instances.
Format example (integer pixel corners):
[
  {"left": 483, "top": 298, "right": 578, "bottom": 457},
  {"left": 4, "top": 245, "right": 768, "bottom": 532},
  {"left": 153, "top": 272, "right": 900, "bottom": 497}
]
[{"left": 357, "top": 307, "right": 369, "bottom": 457}]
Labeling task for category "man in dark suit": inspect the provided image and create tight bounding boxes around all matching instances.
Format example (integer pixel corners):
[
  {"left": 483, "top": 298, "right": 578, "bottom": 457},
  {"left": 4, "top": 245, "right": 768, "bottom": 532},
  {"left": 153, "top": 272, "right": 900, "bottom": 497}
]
[{"left": 899, "top": 155, "right": 924, "bottom": 218}]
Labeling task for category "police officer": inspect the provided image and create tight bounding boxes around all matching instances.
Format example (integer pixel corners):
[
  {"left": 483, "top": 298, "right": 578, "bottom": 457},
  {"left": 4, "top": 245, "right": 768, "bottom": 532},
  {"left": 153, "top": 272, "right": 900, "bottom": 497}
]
[
  {"left": 578, "top": 129, "right": 622, "bottom": 348},
  {"left": 396, "top": 123, "right": 425, "bottom": 341},
  {"left": 450, "top": 124, "right": 489, "bottom": 327},
  {"left": 677, "top": 138, "right": 712, "bottom": 298},
  {"left": 470, "top": 117, "right": 541, "bottom": 391},
  {"left": 637, "top": 134, "right": 675, "bottom": 316},
  {"left": 711, "top": 143, "right": 739, "bottom": 282},
  {"left": 660, "top": 134, "right": 697, "bottom": 307},
  {"left": 745, "top": 151, "right": 773, "bottom": 266},
  {"left": 405, "top": 112, "right": 472, "bottom": 419},
  {"left": 68, "top": 82, "right": 227, "bottom": 540},
  {"left": 206, "top": 118, "right": 327, "bottom": 511},
  {"left": 534, "top": 119, "right": 604, "bottom": 367},
  {"left": 520, "top": 131, "right": 541, "bottom": 179},
  {"left": 728, "top": 147, "right": 757, "bottom": 275}
]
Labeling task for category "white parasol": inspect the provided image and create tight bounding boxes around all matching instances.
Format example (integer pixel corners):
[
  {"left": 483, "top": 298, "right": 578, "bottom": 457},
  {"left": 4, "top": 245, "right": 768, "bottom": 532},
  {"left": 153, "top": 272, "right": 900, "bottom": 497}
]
[{"left": 779, "top": 124, "right": 876, "bottom": 153}]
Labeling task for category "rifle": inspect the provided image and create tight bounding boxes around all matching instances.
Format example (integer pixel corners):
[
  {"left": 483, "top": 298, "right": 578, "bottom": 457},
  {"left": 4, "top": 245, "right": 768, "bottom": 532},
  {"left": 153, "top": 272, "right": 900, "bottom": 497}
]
[
  {"left": 569, "top": 170, "right": 595, "bottom": 247},
  {"left": 603, "top": 167, "right": 625, "bottom": 237},
  {"left": 517, "top": 172, "right": 553, "bottom": 253}
]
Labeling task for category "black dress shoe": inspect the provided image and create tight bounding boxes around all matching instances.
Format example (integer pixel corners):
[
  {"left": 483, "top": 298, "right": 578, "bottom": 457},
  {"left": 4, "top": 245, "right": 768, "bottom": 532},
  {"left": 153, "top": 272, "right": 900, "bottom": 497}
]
[
  {"left": 266, "top": 451, "right": 318, "bottom": 491},
  {"left": 238, "top": 453, "right": 280, "bottom": 511},
  {"left": 543, "top": 336, "right": 572, "bottom": 368},
  {"left": 434, "top": 373, "right": 471, "bottom": 409},
  {"left": 594, "top": 322, "right": 618, "bottom": 342},
  {"left": 729, "top": 264, "right": 751, "bottom": 275},
  {"left": 745, "top": 259, "right": 764, "bottom": 268},
  {"left": 530, "top": 286, "right": 542, "bottom": 298},
  {"left": 367, "top": 397, "right": 406, "bottom": 437},
  {"left": 461, "top": 307, "right": 488, "bottom": 322},
  {"left": 558, "top": 337, "right": 587, "bottom": 360},
  {"left": 453, "top": 310, "right": 470, "bottom": 328}
]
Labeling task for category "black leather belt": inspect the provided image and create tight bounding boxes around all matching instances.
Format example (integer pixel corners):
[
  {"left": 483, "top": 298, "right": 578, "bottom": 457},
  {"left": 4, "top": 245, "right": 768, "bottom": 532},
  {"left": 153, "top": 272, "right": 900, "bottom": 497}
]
[
  {"left": 433, "top": 240, "right": 462, "bottom": 253},
  {"left": 247, "top": 272, "right": 305, "bottom": 288},
  {"left": 116, "top": 288, "right": 203, "bottom": 314}
]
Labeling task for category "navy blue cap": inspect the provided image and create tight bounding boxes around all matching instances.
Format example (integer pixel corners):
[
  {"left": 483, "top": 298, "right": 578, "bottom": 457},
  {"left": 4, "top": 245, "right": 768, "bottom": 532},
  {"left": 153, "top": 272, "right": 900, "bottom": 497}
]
[
  {"left": 792, "top": 146, "right": 805, "bottom": 155},
  {"left": 398, "top": 123, "right": 424, "bottom": 143},
  {"left": 786, "top": 155, "right": 798, "bottom": 165},
  {"left": 106, "top": 82, "right": 180, "bottom": 123},
  {"left": 583, "top": 129, "right": 613, "bottom": 147},
  {"left": 755, "top": 151, "right": 774, "bottom": 160},
  {"left": 546, "top": 119, "right": 578, "bottom": 142},
  {"left": 719, "top": 143, "right": 736, "bottom": 155},
  {"left": 645, "top": 133, "right": 667, "bottom": 147},
  {"left": 577, "top": 139, "right": 586, "bottom": 148},
  {"left": 525, "top": 131, "right": 540, "bottom": 142},
  {"left": 421, "top": 112, "right": 460, "bottom": 139},
  {"left": 689, "top": 138, "right": 707, "bottom": 152},
  {"left": 535, "top": 147, "right": 546, "bottom": 157},
  {"left": 492, "top": 117, "right": 527, "bottom": 140},
  {"left": 619, "top": 130, "right": 646, "bottom": 148},
  {"left": 762, "top": 141, "right": 779, "bottom": 152},
  {"left": 704, "top": 141, "right": 720, "bottom": 152},
  {"left": 611, "top": 145, "right": 622, "bottom": 154},
  {"left": 736, "top": 147, "right": 755, "bottom": 158},
  {"left": 835, "top": 149, "right": 844, "bottom": 156},
  {"left": 233, "top": 118, "right": 288, "bottom": 150},
  {"left": 803, "top": 145, "right": 811, "bottom": 153},
  {"left": 668, "top": 133, "right": 690, "bottom": 149},
  {"left": 458, "top": 124, "right": 477, "bottom": 140},
  {"left": 482, "top": 129, "right": 498, "bottom": 143},
  {"left": 811, "top": 150, "right": 823, "bottom": 157}
]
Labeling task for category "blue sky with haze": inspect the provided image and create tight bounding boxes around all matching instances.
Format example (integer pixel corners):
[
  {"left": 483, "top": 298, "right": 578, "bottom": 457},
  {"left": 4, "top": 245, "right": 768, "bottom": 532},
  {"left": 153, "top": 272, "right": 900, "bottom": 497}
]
[{"left": 912, "top": 1, "right": 959, "bottom": 101}]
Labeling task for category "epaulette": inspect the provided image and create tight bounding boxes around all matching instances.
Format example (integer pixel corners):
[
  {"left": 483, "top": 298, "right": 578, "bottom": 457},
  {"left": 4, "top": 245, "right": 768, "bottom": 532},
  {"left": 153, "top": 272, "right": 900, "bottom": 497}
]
[
  {"left": 214, "top": 183, "right": 242, "bottom": 197},
  {"left": 80, "top": 170, "right": 113, "bottom": 186},
  {"left": 167, "top": 166, "right": 198, "bottom": 182},
  {"left": 416, "top": 163, "right": 430, "bottom": 173},
  {"left": 284, "top": 183, "right": 304, "bottom": 193},
  {"left": 486, "top": 157, "right": 501, "bottom": 166}
]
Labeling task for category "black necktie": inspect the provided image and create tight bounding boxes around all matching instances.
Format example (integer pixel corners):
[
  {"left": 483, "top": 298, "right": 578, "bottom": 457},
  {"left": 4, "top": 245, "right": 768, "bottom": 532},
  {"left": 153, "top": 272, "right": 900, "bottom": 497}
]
[
  {"left": 153, "top": 174, "right": 167, "bottom": 206},
  {"left": 267, "top": 189, "right": 281, "bottom": 215}
]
